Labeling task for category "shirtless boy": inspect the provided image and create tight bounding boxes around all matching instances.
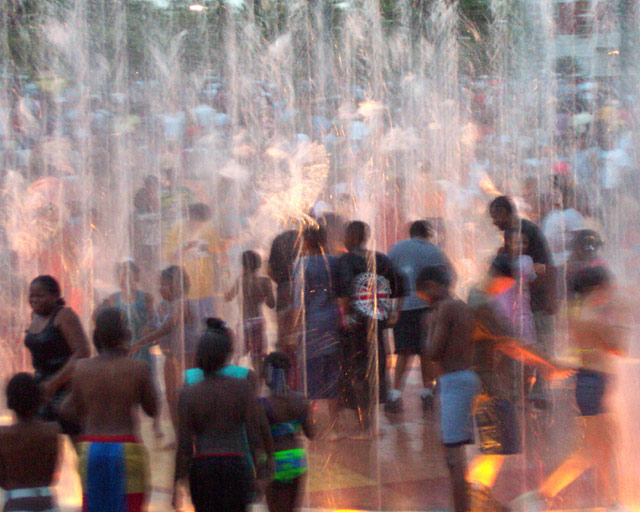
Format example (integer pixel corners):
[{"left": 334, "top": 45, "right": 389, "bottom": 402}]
[
  {"left": 0, "top": 373, "right": 60, "bottom": 512},
  {"left": 63, "top": 307, "right": 158, "bottom": 512},
  {"left": 416, "top": 266, "right": 480, "bottom": 512}
]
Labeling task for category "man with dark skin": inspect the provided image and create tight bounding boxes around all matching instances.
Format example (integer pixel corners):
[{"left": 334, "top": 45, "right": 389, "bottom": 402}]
[
  {"left": 0, "top": 373, "right": 61, "bottom": 512},
  {"left": 416, "top": 266, "right": 480, "bottom": 512},
  {"left": 62, "top": 307, "right": 158, "bottom": 512}
]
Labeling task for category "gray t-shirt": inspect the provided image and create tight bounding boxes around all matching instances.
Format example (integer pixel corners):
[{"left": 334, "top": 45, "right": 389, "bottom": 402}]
[{"left": 388, "top": 238, "right": 452, "bottom": 311}]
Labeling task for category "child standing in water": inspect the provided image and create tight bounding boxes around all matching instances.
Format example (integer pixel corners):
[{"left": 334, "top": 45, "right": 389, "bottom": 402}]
[
  {"left": 260, "top": 352, "right": 313, "bottom": 512},
  {"left": 131, "top": 265, "right": 195, "bottom": 443},
  {"left": 0, "top": 373, "right": 61, "bottom": 512},
  {"left": 416, "top": 265, "right": 480, "bottom": 512},
  {"left": 225, "top": 250, "right": 275, "bottom": 371}
]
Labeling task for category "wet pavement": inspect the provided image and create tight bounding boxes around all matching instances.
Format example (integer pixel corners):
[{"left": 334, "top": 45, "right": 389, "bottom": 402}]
[{"left": 2, "top": 358, "right": 629, "bottom": 512}]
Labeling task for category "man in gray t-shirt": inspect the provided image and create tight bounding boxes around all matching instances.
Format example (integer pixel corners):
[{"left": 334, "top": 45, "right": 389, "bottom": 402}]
[{"left": 387, "top": 220, "right": 454, "bottom": 412}]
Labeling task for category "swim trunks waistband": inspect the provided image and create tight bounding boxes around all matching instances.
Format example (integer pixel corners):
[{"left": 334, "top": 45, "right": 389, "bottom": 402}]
[
  {"left": 5, "top": 486, "right": 53, "bottom": 500},
  {"left": 80, "top": 435, "right": 140, "bottom": 443},
  {"left": 193, "top": 452, "right": 245, "bottom": 459}
]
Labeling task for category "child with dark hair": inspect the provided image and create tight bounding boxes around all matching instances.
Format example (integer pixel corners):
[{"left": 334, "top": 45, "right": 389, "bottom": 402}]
[
  {"left": 174, "top": 320, "right": 272, "bottom": 512},
  {"left": 261, "top": 352, "right": 313, "bottom": 512},
  {"left": 225, "top": 250, "right": 275, "bottom": 371},
  {"left": 0, "top": 373, "right": 61, "bottom": 512},
  {"left": 131, "top": 265, "right": 195, "bottom": 441},
  {"left": 416, "top": 265, "right": 479, "bottom": 512},
  {"left": 63, "top": 307, "right": 158, "bottom": 512}
]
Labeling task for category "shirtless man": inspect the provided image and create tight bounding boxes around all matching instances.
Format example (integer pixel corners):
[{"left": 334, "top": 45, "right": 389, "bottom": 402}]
[
  {"left": 513, "top": 266, "right": 629, "bottom": 511},
  {"left": 62, "top": 307, "right": 158, "bottom": 512},
  {"left": 416, "top": 265, "right": 480, "bottom": 512},
  {"left": 0, "top": 373, "right": 60, "bottom": 512}
]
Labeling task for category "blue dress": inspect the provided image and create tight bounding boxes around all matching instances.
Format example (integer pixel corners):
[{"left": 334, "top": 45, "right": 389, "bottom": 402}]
[{"left": 293, "top": 255, "right": 340, "bottom": 360}]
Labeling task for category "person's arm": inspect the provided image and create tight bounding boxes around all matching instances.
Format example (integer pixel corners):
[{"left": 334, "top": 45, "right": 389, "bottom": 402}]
[
  {"left": 173, "top": 390, "right": 194, "bottom": 483},
  {"left": 388, "top": 297, "right": 404, "bottom": 327},
  {"left": 0, "top": 433, "right": 5, "bottom": 489},
  {"left": 495, "top": 339, "right": 569, "bottom": 377},
  {"left": 138, "top": 364, "right": 158, "bottom": 418},
  {"left": 132, "top": 303, "right": 180, "bottom": 351},
  {"left": 224, "top": 278, "right": 240, "bottom": 302},
  {"left": 245, "top": 389, "right": 274, "bottom": 469},
  {"left": 246, "top": 369, "right": 258, "bottom": 393},
  {"left": 263, "top": 278, "right": 276, "bottom": 310},
  {"left": 424, "top": 302, "right": 451, "bottom": 360},
  {"left": 300, "top": 399, "right": 314, "bottom": 440},
  {"left": 59, "top": 368, "right": 85, "bottom": 425},
  {"left": 44, "top": 308, "right": 90, "bottom": 400},
  {"left": 141, "top": 293, "right": 156, "bottom": 334}
]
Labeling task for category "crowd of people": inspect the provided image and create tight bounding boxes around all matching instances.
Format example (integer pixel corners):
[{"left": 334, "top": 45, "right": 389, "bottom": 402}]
[
  {"left": 0, "top": 48, "right": 639, "bottom": 512},
  {"left": 0, "top": 180, "right": 633, "bottom": 512}
]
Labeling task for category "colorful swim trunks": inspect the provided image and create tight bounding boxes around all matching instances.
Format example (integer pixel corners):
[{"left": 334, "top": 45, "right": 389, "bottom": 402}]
[{"left": 77, "top": 435, "right": 149, "bottom": 512}]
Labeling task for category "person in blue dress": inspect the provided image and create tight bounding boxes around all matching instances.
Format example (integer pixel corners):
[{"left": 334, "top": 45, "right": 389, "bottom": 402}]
[{"left": 293, "top": 224, "right": 341, "bottom": 437}]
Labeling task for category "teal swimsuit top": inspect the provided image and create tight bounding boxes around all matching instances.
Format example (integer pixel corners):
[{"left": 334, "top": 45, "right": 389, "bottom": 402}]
[
  {"left": 183, "top": 365, "right": 253, "bottom": 473},
  {"left": 184, "top": 365, "right": 250, "bottom": 386}
]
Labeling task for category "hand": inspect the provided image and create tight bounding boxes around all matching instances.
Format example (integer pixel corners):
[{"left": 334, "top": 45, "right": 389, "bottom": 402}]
[
  {"left": 387, "top": 310, "right": 400, "bottom": 327},
  {"left": 544, "top": 365, "right": 575, "bottom": 381}
]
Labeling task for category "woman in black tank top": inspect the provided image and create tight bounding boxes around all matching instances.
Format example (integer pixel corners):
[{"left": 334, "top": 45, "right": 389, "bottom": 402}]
[{"left": 24, "top": 276, "right": 89, "bottom": 435}]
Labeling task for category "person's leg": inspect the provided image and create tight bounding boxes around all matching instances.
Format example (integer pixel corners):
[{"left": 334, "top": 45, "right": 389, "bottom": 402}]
[
  {"left": 467, "top": 454, "right": 506, "bottom": 489},
  {"left": 539, "top": 416, "right": 594, "bottom": 499},
  {"left": 377, "top": 326, "right": 388, "bottom": 404},
  {"left": 419, "top": 355, "right": 437, "bottom": 410},
  {"left": 392, "top": 354, "right": 411, "bottom": 392},
  {"left": 592, "top": 414, "right": 619, "bottom": 507},
  {"left": 164, "top": 354, "right": 179, "bottom": 438},
  {"left": 445, "top": 444, "right": 470, "bottom": 512},
  {"left": 266, "top": 480, "right": 289, "bottom": 512},
  {"left": 287, "top": 476, "right": 303, "bottom": 511}
]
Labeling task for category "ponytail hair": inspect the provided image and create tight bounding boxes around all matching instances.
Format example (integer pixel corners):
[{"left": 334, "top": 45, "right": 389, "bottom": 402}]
[
  {"left": 196, "top": 317, "right": 234, "bottom": 375},
  {"left": 263, "top": 352, "right": 291, "bottom": 397}
]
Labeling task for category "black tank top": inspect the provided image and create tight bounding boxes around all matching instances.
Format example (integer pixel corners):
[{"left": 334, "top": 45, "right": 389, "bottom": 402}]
[{"left": 24, "top": 307, "right": 72, "bottom": 383}]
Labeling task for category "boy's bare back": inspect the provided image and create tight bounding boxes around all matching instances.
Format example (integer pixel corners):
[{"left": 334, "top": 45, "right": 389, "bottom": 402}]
[
  {"left": 0, "top": 420, "right": 60, "bottom": 490},
  {"left": 426, "top": 297, "right": 475, "bottom": 374},
  {"left": 67, "top": 356, "right": 157, "bottom": 436}
]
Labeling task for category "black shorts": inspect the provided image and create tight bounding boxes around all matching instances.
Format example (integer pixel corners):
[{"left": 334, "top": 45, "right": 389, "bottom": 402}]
[
  {"left": 190, "top": 455, "right": 253, "bottom": 512},
  {"left": 393, "top": 308, "right": 429, "bottom": 355}
]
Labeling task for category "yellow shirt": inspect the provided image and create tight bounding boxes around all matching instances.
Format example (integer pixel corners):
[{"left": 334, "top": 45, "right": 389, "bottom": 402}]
[{"left": 166, "top": 221, "right": 223, "bottom": 300}]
